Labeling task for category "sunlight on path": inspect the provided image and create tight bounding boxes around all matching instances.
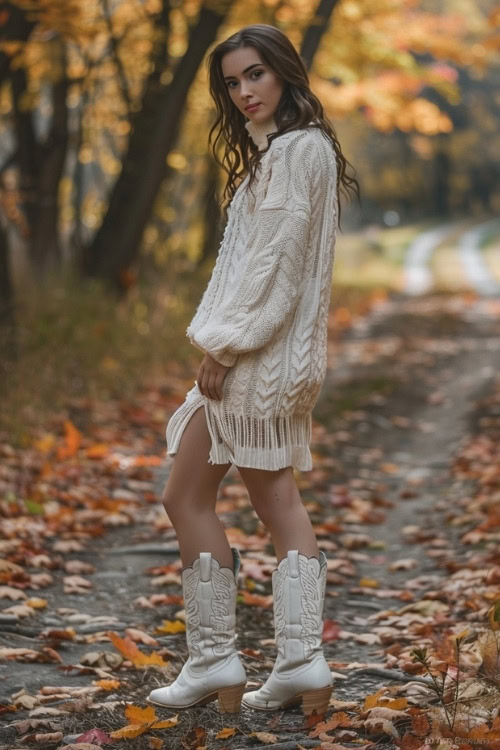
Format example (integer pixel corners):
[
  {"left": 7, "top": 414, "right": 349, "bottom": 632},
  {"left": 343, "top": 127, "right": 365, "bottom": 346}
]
[
  {"left": 459, "top": 217, "right": 500, "bottom": 295},
  {"left": 402, "top": 220, "right": 466, "bottom": 295},
  {"left": 403, "top": 217, "right": 500, "bottom": 296}
]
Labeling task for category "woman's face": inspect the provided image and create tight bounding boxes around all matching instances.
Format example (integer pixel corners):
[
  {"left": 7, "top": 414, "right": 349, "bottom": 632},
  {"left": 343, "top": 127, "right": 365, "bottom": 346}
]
[{"left": 221, "top": 46, "right": 283, "bottom": 122}]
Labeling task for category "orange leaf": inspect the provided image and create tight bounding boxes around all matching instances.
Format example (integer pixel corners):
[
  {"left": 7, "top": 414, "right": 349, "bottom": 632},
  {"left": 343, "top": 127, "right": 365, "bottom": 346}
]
[
  {"left": 309, "top": 711, "right": 352, "bottom": 736},
  {"left": 107, "top": 631, "right": 167, "bottom": 667},
  {"left": 379, "top": 697, "right": 408, "bottom": 709},
  {"left": 333, "top": 306, "right": 351, "bottom": 325},
  {"left": 86, "top": 443, "right": 110, "bottom": 458},
  {"left": 57, "top": 420, "right": 82, "bottom": 459},
  {"left": 110, "top": 723, "right": 149, "bottom": 739},
  {"left": 133, "top": 455, "right": 164, "bottom": 467},
  {"left": 93, "top": 678, "right": 121, "bottom": 690},
  {"left": 125, "top": 704, "right": 156, "bottom": 724},
  {"left": 151, "top": 717, "right": 179, "bottom": 729},
  {"left": 216, "top": 727, "right": 237, "bottom": 739}
]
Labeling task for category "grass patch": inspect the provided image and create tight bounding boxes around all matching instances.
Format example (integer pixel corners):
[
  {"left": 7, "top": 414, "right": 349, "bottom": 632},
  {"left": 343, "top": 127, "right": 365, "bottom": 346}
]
[{"left": 0, "top": 266, "right": 206, "bottom": 447}]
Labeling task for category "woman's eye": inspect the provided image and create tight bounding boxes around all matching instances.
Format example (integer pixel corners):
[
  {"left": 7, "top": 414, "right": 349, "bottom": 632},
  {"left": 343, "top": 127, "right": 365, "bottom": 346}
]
[{"left": 227, "top": 70, "right": 262, "bottom": 88}]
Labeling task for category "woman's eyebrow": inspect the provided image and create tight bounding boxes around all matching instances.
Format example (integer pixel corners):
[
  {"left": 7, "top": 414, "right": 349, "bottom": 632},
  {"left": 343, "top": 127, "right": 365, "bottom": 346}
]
[{"left": 223, "top": 63, "right": 263, "bottom": 81}]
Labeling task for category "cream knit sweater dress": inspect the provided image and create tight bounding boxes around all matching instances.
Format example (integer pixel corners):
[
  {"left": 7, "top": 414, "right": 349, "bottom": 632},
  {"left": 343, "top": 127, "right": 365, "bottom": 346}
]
[{"left": 166, "top": 115, "right": 338, "bottom": 471}]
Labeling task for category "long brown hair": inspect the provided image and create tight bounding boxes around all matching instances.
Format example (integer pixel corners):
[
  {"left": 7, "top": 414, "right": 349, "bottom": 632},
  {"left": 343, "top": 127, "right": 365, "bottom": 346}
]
[{"left": 206, "top": 24, "right": 360, "bottom": 231}]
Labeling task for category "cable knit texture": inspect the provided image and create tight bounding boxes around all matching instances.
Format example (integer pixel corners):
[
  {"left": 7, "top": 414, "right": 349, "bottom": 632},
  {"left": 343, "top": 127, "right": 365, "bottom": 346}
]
[{"left": 166, "top": 115, "right": 338, "bottom": 471}]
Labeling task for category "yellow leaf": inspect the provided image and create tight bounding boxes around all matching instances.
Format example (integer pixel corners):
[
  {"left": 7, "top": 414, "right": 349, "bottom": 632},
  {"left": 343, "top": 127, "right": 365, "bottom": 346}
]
[
  {"left": 125, "top": 704, "right": 156, "bottom": 724},
  {"left": 359, "top": 578, "right": 379, "bottom": 588},
  {"left": 155, "top": 619, "right": 186, "bottom": 634},
  {"left": 134, "top": 651, "right": 167, "bottom": 667},
  {"left": 364, "top": 688, "right": 390, "bottom": 709},
  {"left": 33, "top": 433, "right": 57, "bottom": 454},
  {"left": 26, "top": 598, "right": 47, "bottom": 609}
]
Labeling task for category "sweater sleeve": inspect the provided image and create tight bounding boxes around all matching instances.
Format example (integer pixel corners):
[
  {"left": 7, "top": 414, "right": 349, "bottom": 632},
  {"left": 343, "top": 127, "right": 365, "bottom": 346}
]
[{"left": 186, "top": 134, "right": 316, "bottom": 367}]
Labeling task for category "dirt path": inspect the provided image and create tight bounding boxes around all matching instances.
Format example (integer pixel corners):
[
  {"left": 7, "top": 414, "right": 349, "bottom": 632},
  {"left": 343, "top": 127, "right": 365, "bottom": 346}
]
[
  {"left": 312, "top": 293, "right": 499, "bottom": 691},
  {"left": 1, "top": 292, "right": 499, "bottom": 749}
]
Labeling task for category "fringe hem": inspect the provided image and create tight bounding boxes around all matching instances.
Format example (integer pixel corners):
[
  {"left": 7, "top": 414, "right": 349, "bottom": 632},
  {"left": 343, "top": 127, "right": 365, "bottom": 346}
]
[{"left": 165, "top": 383, "right": 313, "bottom": 472}]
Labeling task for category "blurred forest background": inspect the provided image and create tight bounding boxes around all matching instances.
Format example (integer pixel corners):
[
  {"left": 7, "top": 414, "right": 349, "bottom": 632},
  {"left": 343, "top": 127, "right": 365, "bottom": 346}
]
[{"left": 0, "top": 0, "right": 499, "bottom": 443}]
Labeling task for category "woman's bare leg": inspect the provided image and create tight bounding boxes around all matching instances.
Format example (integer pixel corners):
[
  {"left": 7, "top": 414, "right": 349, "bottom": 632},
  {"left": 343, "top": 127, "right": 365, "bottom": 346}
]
[
  {"left": 236, "top": 465, "right": 320, "bottom": 563},
  {"left": 162, "top": 406, "right": 233, "bottom": 569}
]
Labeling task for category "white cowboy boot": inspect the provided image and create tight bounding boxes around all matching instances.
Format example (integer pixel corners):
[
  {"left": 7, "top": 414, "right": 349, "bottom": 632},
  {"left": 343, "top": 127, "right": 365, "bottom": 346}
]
[
  {"left": 147, "top": 547, "right": 247, "bottom": 712},
  {"left": 241, "top": 550, "right": 333, "bottom": 715}
]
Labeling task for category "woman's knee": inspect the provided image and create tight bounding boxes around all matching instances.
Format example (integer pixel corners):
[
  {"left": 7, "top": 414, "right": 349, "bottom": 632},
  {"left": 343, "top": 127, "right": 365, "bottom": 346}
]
[
  {"left": 161, "top": 472, "right": 218, "bottom": 516},
  {"left": 238, "top": 466, "right": 300, "bottom": 521}
]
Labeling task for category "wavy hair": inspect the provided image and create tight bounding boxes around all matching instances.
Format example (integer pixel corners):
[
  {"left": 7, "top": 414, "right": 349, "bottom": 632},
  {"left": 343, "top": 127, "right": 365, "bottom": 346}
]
[{"left": 206, "top": 23, "right": 360, "bottom": 231}]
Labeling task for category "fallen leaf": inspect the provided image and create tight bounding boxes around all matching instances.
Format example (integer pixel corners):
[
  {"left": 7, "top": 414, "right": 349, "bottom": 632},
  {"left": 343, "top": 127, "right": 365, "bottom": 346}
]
[
  {"left": 0, "top": 585, "right": 27, "bottom": 600},
  {"left": 107, "top": 631, "right": 167, "bottom": 667}
]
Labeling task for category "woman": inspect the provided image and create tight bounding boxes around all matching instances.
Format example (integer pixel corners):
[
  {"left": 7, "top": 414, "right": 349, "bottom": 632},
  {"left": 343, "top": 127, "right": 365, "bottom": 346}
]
[{"left": 147, "top": 24, "right": 360, "bottom": 716}]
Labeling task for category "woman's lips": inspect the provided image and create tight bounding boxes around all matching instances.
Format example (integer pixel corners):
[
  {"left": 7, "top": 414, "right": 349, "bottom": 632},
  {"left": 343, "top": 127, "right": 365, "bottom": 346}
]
[{"left": 246, "top": 103, "right": 261, "bottom": 112}]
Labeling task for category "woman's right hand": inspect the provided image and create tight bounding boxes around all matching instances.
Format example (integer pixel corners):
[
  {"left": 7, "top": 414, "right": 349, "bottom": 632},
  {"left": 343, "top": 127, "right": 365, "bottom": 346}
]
[{"left": 196, "top": 353, "right": 231, "bottom": 401}]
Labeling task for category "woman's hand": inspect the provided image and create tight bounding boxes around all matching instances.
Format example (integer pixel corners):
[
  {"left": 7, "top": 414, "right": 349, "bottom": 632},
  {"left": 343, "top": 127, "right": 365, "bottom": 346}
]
[{"left": 196, "top": 353, "right": 232, "bottom": 401}]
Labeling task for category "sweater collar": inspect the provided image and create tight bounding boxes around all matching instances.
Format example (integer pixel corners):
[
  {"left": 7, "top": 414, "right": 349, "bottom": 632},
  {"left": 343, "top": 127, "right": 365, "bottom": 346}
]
[{"left": 245, "top": 114, "right": 278, "bottom": 151}]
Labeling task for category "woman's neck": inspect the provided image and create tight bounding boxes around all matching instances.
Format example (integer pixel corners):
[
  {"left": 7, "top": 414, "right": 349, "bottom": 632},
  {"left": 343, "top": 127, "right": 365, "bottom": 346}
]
[{"left": 245, "top": 114, "right": 278, "bottom": 151}]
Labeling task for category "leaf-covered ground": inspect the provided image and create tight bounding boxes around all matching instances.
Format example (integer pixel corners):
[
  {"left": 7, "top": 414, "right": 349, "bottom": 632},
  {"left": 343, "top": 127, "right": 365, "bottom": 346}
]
[{"left": 0, "top": 291, "right": 499, "bottom": 750}]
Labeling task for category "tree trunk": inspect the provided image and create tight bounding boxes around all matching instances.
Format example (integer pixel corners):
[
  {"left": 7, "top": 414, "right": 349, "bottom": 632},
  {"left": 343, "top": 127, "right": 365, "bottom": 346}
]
[
  {"left": 433, "top": 144, "right": 450, "bottom": 218},
  {"left": 300, "top": 0, "right": 341, "bottom": 71},
  {"left": 82, "top": 0, "right": 233, "bottom": 294},
  {"left": 30, "top": 41, "right": 69, "bottom": 273},
  {"left": 0, "top": 220, "right": 17, "bottom": 371},
  {"left": 10, "top": 38, "right": 69, "bottom": 276}
]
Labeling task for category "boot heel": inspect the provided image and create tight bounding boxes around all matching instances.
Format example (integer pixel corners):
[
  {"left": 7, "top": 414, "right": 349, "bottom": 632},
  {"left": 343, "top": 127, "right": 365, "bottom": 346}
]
[
  {"left": 301, "top": 685, "right": 333, "bottom": 715},
  {"left": 218, "top": 682, "right": 246, "bottom": 713}
]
